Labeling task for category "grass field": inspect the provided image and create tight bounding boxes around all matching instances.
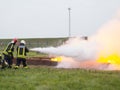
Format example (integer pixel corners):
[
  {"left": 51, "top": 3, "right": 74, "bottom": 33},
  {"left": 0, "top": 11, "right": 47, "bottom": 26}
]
[
  {"left": 1, "top": 38, "right": 120, "bottom": 90},
  {"left": 0, "top": 66, "right": 120, "bottom": 90}
]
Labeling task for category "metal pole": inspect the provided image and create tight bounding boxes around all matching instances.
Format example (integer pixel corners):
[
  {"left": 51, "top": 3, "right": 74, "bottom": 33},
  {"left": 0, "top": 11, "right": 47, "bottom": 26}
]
[{"left": 68, "top": 8, "right": 71, "bottom": 37}]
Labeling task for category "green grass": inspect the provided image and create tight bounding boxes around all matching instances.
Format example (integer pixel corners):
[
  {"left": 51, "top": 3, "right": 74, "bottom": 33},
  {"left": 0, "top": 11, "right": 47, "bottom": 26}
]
[
  {"left": 0, "top": 67, "right": 120, "bottom": 90},
  {"left": 23, "top": 51, "right": 47, "bottom": 58}
]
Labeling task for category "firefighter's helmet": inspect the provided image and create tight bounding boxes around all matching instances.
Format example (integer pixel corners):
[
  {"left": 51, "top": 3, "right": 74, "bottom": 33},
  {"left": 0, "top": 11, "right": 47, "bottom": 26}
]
[
  {"left": 20, "top": 40, "right": 26, "bottom": 45},
  {"left": 11, "top": 38, "right": 18, "bottom": 43}
]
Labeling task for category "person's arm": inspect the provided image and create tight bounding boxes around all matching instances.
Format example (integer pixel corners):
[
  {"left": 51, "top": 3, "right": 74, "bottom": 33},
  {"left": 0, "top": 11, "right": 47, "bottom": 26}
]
[
  {"left": 25, "top": 46, "right": 29, "bottom": 52},
  {"left": 11, "top": 44, "right": 15, "bottom": 52}
]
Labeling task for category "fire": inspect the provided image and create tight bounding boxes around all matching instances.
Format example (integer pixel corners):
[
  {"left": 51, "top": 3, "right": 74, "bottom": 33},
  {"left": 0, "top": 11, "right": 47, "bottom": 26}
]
[
  {"left": 51, "top": 57, "right": 62, "bottom": 62},
  {"left": 97, "top": 53, "right": 120, "bottom": 64}
]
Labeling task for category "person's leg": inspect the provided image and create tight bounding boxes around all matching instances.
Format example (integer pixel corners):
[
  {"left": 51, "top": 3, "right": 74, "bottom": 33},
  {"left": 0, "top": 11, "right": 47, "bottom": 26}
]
[
  {"left": 14, "top": 58, "right": 21, "bottom": 69},
  {"left": 8, "top": 56, "right": 13, "bottom": 68},
  {"left": 1, "top": 55, "right": 9, "bottom": 68},
  {"left": 16, "top": 58, "right": 21, "bottom": 66},
  {"left": 22, "top": 58, "right": 27, "bottom": 67},
  {"left": 4, "top": 55, "right": 9, "bottom": 64}
]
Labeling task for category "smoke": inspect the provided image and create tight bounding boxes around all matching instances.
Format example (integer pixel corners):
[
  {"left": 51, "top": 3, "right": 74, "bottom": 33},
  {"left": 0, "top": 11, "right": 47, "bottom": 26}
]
[
  {"left": 31, "top": 38, "right": 98, "bottom": 61},
  {"left": 30, "top": 10, "right": 120, "bottom": 70},
  {"left": 56, "top": 56, "right": 81, "bottom": 68},
  {"left": 91, "top": 18, "right": 120, "bottom": 56}
]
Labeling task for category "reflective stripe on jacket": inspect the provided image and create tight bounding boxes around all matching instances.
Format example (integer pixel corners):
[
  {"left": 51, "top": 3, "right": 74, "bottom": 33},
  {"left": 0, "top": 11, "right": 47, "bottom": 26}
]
[
  {"left": 3, "top": 43, "right": 14, "bottom": 55},
  {"left": 17, "top": 45, "right": 26, "bottom": 58}
]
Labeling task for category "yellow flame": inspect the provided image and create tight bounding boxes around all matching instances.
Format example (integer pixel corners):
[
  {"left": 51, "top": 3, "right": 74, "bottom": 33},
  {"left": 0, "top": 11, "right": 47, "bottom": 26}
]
[
  {"left": 51, "top": 57, "right": 62, "bottom": 62},
  {"left": 97, "top": 53, "right": 120, "bottom": 64}
]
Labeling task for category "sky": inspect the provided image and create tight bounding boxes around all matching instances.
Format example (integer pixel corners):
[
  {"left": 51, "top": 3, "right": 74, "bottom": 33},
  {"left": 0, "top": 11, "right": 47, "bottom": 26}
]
[{"left": 0, "top": 0, "right": 120, "bottom": 39}]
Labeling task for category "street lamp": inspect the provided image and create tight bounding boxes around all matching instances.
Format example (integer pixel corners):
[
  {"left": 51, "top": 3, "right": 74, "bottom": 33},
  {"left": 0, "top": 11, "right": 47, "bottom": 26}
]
[{"left": 68, "top": 8, "right": 71, "bottom": 38}]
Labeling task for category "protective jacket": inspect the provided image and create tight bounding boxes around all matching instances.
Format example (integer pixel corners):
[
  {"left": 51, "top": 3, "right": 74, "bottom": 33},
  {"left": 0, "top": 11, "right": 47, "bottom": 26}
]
[
  {"left": 3, "top": 42, "right": 15, "bottom": 57},
  {"left": 17, "top": 43, "right": 29, "bottom": 58}
]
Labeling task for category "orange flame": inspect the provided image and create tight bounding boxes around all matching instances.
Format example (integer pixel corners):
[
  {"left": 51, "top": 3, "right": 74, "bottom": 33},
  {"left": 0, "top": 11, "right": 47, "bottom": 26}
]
[
  {"left": 51, "top": 57, "right": 62, "bottom": 62},
  {"left": 97, "top": 53, "right": 120, "bottom": 64}
]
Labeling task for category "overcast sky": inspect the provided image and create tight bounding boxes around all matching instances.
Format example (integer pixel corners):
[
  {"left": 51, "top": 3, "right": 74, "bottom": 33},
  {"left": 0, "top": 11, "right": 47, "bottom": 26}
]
[{"left": 0, "top": 0, "right": 120, "bottom": 39}]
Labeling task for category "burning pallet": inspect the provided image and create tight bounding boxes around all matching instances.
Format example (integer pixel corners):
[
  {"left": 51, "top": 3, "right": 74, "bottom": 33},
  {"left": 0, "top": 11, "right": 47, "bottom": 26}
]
[{"left": 13, "top": 57, "right": 58, "bottom": 66}]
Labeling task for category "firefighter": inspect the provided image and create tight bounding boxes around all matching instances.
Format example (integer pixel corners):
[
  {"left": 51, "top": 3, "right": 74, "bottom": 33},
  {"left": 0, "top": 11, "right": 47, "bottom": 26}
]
[
  {"left": 2, "top": 38, "right": 17, "bottom": 69},
  {"left": 14, "top": 40, "right": 29, "bottom": 69}
]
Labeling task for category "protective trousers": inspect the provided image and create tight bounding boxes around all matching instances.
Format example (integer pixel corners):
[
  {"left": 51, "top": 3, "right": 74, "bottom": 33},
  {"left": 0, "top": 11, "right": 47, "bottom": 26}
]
[
  {"left": 2, "top": 54, "right": 13, "bottom": 68},
  {"left": 16, "top": 58, "right": 27, "bottom": 67}
]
